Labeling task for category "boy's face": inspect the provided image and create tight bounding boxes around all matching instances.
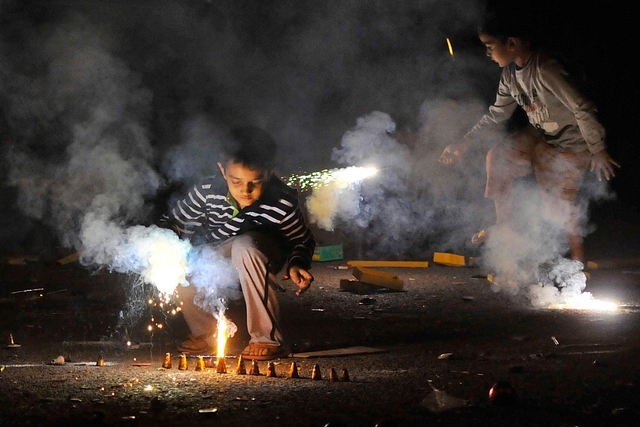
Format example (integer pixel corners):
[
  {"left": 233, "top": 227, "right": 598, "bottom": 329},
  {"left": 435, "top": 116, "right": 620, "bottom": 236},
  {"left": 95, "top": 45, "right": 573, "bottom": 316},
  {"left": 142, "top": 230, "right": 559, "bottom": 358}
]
[
  {"left": 479, "top": 33, "right": 514, "bottom": 68},
  {"left": 218, "top": 160, "right": 271, "bottom": 209}
]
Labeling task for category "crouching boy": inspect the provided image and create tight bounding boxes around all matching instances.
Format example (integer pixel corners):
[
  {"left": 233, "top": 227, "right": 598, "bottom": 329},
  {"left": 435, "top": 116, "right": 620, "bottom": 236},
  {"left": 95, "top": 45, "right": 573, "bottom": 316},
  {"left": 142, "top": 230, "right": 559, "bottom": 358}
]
[{"left": 160, "top": 126, "right": 315, "bottom": 360}]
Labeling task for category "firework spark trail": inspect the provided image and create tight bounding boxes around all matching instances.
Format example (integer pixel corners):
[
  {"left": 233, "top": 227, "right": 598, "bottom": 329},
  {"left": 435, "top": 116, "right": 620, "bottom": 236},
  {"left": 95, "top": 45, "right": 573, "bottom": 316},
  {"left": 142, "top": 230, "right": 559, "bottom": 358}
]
[
  {"left": 80, "top": 214, "right": 241, "bottom": 342},
  {"left": 284, "top": 166, "right": 378, "bottom": 191}
]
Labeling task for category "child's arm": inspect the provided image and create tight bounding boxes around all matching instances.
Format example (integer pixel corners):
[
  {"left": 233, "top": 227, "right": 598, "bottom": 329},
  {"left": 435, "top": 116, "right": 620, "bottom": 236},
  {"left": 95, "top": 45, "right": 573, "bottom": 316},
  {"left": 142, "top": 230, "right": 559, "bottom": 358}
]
[{"left": 440, "top": 70, "right": 518, "bottom": 164}]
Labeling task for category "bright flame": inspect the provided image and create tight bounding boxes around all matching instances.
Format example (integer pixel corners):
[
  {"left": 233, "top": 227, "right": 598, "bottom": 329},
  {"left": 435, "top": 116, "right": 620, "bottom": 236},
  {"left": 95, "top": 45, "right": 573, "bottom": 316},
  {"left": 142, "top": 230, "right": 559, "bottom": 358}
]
[
  {"left": 548, "top": 294, "right": 618, "bottom": 312},
  {"left": 446, "top": 37, "right": 454, "bottom": 57},
  {"left": 285, "top": 166, "right": 379, "bottom": 191},
  {"left": 216, "top": 313, "right": 228, "bottom": 358},
  {"left": 141, "top": 237, "right": 190, "bottom": 297}
]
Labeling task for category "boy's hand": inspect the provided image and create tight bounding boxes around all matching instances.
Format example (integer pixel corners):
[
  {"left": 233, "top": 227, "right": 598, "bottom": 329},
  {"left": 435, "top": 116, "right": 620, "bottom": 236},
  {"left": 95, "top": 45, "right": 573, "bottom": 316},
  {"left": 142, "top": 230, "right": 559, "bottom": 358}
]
[
  {"left": 590, "top": 150, "right": 621, "bottom": 181},
  {"left": 438, "top": 142, "right": 468, "bottom": 164},
  {"left": 288, "top": 266, "right": 314, "bottom": 296}
]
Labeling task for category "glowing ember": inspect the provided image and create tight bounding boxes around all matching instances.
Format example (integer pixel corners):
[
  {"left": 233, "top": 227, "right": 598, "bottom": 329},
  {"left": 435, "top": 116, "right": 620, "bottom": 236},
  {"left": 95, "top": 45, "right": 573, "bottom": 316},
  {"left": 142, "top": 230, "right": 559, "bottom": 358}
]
[
  {"left": 446, "top": 37, "right": 454, "bottom": 57},
  {"left": 284, "top": 166, "right": 378, "bottom": 191}
]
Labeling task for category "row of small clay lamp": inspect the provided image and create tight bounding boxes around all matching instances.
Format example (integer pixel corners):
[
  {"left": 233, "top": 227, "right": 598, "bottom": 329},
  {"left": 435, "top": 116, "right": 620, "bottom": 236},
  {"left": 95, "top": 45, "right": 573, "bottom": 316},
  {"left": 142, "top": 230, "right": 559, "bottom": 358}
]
[{"left": 160, "top": 353, "right": 350, "bottom": 381}]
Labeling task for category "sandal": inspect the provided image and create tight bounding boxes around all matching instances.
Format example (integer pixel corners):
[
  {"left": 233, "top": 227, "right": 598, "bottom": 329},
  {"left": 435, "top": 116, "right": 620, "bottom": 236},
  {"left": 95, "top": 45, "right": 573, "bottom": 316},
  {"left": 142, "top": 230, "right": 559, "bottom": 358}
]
[
  {"left": 241, "top": 343, "right": 290, "bottom": 361},
  {"left": 176, "top": 334, "right": 214, "bottom": 355}
]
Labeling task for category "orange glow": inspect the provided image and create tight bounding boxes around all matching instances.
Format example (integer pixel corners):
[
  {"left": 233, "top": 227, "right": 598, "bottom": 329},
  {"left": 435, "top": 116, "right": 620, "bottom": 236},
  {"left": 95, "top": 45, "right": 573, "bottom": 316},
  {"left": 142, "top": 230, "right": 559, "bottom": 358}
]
[{"left": 216, "top": 313, "right": 228, "bottom": 358}]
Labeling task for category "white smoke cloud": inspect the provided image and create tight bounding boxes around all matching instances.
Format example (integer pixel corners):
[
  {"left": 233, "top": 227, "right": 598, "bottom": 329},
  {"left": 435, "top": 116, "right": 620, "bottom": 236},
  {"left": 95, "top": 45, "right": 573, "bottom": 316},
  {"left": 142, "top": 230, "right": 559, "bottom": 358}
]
[
  {"left": 0, "top": 1, "right": 620, "bottom": 315},
  {"left": 0, "top": 9, "right": 241, "bottom": 330},
  {"left": 305, "top": 111, "right": 406, "bottom": 232}
]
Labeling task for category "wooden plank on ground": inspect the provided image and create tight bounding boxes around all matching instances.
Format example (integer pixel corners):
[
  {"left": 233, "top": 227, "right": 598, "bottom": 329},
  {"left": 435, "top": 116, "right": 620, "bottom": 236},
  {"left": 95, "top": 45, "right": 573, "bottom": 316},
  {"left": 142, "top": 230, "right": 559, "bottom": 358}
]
[
  {"left": 292, "top": 346, "right": 387, "bottom": 358},
  {"left": 57, "top": 252, "right": 81, "bottom": 265},
  {"left": 586, "top": 258, "right": 640, "bottom": 270},
  {"left": 339, "top": 279, "right": 402, "bottom": 294},
  {"left": 339, "top": 279, "right": 381, "bottom": 295},
  {"left": 352, "top": 267, "right": 404, "bottom": 291},
  {"left": 433, "top": 252, "right": 478, "bottom": 267},
  {"left": 347, "top": 260, "right": 429, "bottom": 268}
]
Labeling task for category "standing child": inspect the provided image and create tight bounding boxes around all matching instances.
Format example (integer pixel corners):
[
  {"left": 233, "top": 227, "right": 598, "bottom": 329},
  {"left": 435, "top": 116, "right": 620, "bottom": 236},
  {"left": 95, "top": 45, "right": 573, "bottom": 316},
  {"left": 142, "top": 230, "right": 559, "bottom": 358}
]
[
  {"left": 160, "top": 126, "right": 315, "bottom": 360},
  {"left": 439, "top": 14, "right": 620, "bottom": 264}
]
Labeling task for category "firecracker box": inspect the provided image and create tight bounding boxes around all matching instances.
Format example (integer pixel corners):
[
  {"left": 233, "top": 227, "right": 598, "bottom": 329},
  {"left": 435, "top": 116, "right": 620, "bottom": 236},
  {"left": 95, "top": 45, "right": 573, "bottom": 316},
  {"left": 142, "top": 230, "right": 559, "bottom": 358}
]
[{"left": 313, "top": 244, "right": 343, "bottom": 262}]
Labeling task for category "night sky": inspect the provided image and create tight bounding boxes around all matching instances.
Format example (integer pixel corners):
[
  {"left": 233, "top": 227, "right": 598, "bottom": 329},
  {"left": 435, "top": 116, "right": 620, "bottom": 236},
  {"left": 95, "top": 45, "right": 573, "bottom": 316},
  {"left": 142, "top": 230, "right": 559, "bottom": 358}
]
[{"left": 0, "top": 0, "right": 637, "bottom": 257}]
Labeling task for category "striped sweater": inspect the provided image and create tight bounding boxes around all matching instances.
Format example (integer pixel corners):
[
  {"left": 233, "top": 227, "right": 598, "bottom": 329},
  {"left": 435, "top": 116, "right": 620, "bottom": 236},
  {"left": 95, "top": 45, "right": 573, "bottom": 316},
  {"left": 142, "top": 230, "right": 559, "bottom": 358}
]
[{"left": 160, "top": 174, "right": 315, "bottom": 270}]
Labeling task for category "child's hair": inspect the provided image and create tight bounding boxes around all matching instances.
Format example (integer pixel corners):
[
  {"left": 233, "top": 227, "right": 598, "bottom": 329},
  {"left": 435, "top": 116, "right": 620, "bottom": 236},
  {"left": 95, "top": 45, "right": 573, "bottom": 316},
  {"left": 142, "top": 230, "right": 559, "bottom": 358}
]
[
  {"left": 220, "top": 126, "right": 278, "bottom": 170},
  {"left": 477, "top": 11, "right": 536, "bottom": 46}
]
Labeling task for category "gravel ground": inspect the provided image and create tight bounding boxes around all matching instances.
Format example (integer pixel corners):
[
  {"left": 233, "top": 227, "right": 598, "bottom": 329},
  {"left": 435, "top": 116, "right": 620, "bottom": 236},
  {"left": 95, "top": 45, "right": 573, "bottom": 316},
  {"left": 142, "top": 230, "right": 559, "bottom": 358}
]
[{"left": 2, "top": 231, "right": 640, "bottom": 427}]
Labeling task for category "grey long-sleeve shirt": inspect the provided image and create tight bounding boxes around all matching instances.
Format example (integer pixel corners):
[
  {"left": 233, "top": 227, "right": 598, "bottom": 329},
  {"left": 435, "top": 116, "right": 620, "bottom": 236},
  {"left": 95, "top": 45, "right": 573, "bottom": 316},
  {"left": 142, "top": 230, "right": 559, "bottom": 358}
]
[{"left": 464, "top": 52, "right": 606, "bottom": 154}]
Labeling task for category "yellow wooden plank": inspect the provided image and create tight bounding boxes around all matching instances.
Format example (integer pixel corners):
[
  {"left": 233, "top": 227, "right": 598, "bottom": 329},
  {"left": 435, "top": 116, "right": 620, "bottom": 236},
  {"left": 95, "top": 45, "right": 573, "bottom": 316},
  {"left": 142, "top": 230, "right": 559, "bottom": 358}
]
[
  {"left": 346, "top": 260, "right": 429, "bottom": 268},
  {"left": 292, "top": 346, "right": 386, "bottom": 358},
  {"left": 57, "top": 252, "right": 81, "bottom": 265},
  {"left": 433, "top": 252, "right": 466, "bottom": 267},
  {"left": 352, "top": 267, "right": 404, "bottom": 291},
  {"left": 339, "top": 279, "right": 381, "bottom": 295},
  {"left": 586, "top": 258, "right": 640, "bottom": 269}
]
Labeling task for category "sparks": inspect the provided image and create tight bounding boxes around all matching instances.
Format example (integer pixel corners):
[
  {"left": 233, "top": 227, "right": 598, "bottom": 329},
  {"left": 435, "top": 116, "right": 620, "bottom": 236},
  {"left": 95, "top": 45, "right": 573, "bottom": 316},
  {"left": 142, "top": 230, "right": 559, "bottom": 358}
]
[
  {"left": 446, "top": 37, "right": 454, "bottom": 57},
  {"left": 548, "top": 294, "right": 618, "bottom": 312},
  {"left": 139, "top": 236, "right": 191, "bottom": 298},
  {"left": 216, "top": 311, "right": 228, "bottom": 359},
  {"left": 285, "top": 166, "right": 379, "bottom": 191}
]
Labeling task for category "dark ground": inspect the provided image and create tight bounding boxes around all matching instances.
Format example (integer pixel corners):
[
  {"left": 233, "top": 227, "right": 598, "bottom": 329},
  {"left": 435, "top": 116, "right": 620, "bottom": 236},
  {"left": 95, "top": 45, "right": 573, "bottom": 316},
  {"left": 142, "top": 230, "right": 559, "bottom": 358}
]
[{"left": 1, "top": 203, "right": 640, "bottom": 427}]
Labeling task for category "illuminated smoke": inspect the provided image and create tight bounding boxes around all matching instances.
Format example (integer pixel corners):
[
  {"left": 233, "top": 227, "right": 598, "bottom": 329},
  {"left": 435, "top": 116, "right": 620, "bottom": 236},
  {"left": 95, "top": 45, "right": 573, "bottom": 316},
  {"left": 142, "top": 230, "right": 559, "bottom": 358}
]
[
  {"left": 285, "top": 166, "right": 378, "bottom": 192},
  {"left": 529, "top": 258, "right": 617, "bottom": 311},
  {"left": 0, "top": 1, "right": 618, "bottom": 314},
  {"left": 79, "top": 219, "right": 191, "bottom": 296},
  {"left": 288, "top": 166, "right": 378, "bottom": 231},
  {"left": 302, "top": 111, "right": 410, "bottom": 233},
  {"left": 0, "top": 11, "right": 242, "bottom": 332}
]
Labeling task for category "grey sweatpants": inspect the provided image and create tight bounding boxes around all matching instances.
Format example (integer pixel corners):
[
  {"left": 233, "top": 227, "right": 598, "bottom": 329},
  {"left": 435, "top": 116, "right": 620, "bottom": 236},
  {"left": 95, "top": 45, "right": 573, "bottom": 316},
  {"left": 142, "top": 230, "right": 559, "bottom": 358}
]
[{"left": 179, "top": 231, "right": 287, "bottom": 347}]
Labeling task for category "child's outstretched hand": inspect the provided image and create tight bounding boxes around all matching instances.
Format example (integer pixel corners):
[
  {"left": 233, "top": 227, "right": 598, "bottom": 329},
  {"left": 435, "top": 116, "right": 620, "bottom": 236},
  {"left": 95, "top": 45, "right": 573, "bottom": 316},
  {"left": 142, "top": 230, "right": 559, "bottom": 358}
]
[
  {"left": 438, "top": 142, "right": 469, "bottom": 164},
  {"left": 590, "top": 150, "right": 621, "bottom": 181},
  {"left": 288, "top": 266, "right": 314, "bottom": 296}
]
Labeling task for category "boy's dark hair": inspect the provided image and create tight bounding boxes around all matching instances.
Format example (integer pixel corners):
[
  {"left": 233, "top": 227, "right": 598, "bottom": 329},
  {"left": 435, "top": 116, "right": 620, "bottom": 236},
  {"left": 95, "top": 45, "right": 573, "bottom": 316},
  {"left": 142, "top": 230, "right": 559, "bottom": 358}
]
[
  {"left": 477, "top": 10, "right": 537, "bottom": 47},
  {"left": 220, "top": 126, "right": 278, "bottom": 170}
]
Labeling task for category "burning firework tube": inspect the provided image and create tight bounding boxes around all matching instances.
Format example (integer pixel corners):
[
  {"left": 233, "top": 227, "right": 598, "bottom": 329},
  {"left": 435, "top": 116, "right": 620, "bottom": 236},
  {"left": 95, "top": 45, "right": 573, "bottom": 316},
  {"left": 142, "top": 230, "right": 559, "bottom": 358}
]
[
  {"left": 288, "top": 362, "right": 300, "bottom": 379},
  {"left": 311, "top": 363, "right": 322, "bottom": 380},
  {"left": 235, "top": 356, "right": 247, "bottom": 375},
  {"left": 178, "top": 354, "right": 188, "bottom": 370},
  {"left": 249, "top": 360, "right": 260, "bottom": 375},
  {"left": 195, "top": 356, "right": 206, "bottom": 371},
  {"left": 329, "top": 368, "right": 339, "bottom": 382},
  {"left": 96, "top": 353, "right": 105, "bottom": 367},
  {"left": 216, "top": 357, "right": 227, "bottom": 374},
  {"left": 162, "top": 353, "right": 172, "bottom": 369},
  {"left": 340, "top": 368, "right": 350, "bottom": 382},
  {"left": 266, "top": 361, "right": 277, "bottom": 377}
]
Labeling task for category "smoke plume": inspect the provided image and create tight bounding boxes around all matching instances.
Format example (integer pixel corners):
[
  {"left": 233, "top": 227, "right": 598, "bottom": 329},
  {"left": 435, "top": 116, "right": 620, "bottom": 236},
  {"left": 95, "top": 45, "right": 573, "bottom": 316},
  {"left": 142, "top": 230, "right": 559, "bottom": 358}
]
[{"left": 0, "top": 0, "right": 620, "bottom": 314}]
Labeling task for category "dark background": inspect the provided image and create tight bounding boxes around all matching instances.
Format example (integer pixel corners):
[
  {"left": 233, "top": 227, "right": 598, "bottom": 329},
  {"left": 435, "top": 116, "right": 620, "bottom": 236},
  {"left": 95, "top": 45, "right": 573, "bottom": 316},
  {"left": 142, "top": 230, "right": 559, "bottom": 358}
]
[{"left": 0, "top": 0, "right": 637, "bottom": 258}]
